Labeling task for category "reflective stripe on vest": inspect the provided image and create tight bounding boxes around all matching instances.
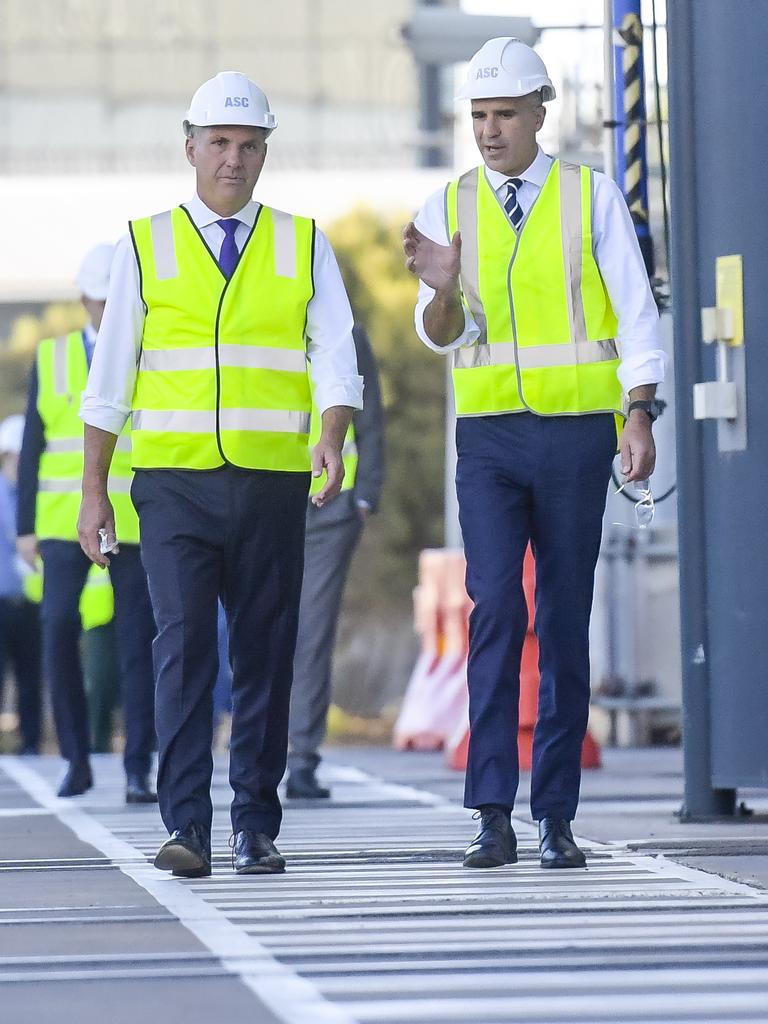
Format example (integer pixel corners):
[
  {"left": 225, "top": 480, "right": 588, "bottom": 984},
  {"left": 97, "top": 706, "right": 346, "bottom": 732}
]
[
  {"left": 36, "top": 333, "right": 138, "bottom": 543},
  {"left": 129, "top": 205, "right": 314, "bottom": 472},
  {"left": 446, "top": 161, "right": 623, "bottom": 419},
  {"left": 24, "top": 559, "right": 114, "bottom": 629}
]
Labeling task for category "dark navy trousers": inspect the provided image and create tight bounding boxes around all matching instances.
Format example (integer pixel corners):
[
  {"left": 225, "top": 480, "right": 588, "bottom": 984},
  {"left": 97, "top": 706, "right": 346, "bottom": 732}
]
[
  {"left": 131, "top": 466, "right": 309, "bottom": 838},
  {"left": 39, "top": 540, "right": 156, "bottom": 775},
  {"left": 456, "top": 412, "right": 616, "bottom": 821}
]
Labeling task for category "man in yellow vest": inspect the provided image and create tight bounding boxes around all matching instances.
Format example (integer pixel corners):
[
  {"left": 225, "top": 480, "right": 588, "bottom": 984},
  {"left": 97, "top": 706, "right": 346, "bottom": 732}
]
[
  {"left": 16, "top": 246, "right": 157, "bottom": 802},
  {"left": 287, "top": 324, "right": 384, "bottom": 799},
  {"left": 404, "top": 38, "right": 666, "bottom": 870},
  {"left": 78, "top": 72, "right": 362, "bottom": 878}
]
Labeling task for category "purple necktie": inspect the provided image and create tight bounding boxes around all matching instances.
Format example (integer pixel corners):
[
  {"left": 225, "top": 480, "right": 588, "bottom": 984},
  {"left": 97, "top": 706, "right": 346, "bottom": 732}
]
[{"left": 217, "top": 218, "right": 240, "bottom": 278}]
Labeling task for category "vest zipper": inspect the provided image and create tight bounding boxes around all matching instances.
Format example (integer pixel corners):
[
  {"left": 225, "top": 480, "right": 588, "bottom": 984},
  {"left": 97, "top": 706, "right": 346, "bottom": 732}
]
[
  {"left": 180, "top": 207, "right": 261, "bottom": 467},
  {"left": 212, "top": 284, "right": 229, "bottom": 465},
  {"left": 504, "top": 162, "right": 620, "bottom": 420},
  {"left": 505, "top": 175, "right": 545, "bottom": 418}
]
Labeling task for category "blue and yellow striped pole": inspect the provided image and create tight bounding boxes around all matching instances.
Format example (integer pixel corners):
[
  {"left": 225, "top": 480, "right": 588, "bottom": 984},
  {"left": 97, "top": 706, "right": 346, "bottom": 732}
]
[{"left": 613, "top": 0, "right": 655, "bottom": 279}]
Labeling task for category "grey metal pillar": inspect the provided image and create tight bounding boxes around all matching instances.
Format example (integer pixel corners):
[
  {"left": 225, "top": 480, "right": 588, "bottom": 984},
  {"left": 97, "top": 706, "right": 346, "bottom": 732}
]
[
  {"left": 668, "top": 0, "right": 734, "bottom": 819},
  {"left": 667, "top": 1, "right": 768, "bottom": 818}
]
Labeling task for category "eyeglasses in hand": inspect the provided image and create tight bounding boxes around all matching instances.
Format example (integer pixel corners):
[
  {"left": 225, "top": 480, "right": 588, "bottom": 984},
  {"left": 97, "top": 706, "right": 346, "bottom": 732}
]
[{"left": 613, "top": 478, "right": 655, "bottom": 530}]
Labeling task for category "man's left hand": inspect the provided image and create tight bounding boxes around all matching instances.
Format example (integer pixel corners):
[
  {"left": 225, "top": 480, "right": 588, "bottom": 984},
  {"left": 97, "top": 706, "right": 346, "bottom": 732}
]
[
  {"left": 78, "top": 491, "right": 118, "bottom": 568},
  {"left": 311, "top": 439, "right": 345, "bottom": 508},
  {"left": 620, "top": 410, "right": 656, "bottom": 482}
]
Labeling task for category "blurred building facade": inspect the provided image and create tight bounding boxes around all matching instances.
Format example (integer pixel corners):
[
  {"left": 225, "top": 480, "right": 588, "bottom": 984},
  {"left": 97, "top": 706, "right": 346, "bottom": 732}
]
[{"left": 0, "top": 0, "right": 423, "bottom": 173}]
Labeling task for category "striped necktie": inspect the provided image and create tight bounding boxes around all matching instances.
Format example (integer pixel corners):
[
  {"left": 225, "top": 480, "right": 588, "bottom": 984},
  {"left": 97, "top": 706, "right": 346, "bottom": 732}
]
[{"left": 504, "top": 177, "right": 524, "bottom": 228}]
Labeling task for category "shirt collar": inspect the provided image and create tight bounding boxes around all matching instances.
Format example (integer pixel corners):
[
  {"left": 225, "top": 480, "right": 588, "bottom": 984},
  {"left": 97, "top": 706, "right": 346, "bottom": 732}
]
[
  {"left": 183, "top": 194, "right": 261, "bottom": 229},
  {"left": 484, "top": 146, "right": 553, "bottom": 192},
  {"left": 83, "top": 322, "right": 97, "bottom": 348}
]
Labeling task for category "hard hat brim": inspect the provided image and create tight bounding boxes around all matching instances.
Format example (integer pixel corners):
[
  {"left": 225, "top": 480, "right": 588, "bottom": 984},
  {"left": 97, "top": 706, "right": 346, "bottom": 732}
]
[
  {"left": 455, "top": 81, "right": 556, "bottom": 102},
  {"left": 183, "top": 116, "right": 276, "bottom": 138}
]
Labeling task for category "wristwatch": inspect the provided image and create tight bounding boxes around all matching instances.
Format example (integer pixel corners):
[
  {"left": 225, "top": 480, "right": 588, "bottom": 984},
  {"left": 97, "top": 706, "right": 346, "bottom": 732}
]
[{"left": 627, "top": 399, "right": 662, "bottom": 423}]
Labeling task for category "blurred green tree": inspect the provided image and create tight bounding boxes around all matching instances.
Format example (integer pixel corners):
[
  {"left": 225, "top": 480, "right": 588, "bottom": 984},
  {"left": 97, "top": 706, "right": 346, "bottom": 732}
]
[
  {"left": 0, "top": 302, "right": 84, "bottom": 419},
  {"left": 327, "top": 207, "right": 446, "bottom": 611}
]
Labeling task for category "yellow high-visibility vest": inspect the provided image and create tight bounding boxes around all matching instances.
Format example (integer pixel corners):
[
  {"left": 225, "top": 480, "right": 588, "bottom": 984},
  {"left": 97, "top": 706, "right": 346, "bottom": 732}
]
[
  {"left": 35, "top": 332, "right": 139, "bottom": 543},
  {"left": 78, "top": 563, "right": 115, "bottom": 631},
  {"left": 307, "top": 404, "right": 358, "bottom": 496},
  {"left": 446, "top": 160, "right": 623, "bottom": 420},
  {"left": 23, "top": 561, "right": 114, "bottom": 631},
  {"left": 129, "top": 205, "right": 315, "bottom": 472}
]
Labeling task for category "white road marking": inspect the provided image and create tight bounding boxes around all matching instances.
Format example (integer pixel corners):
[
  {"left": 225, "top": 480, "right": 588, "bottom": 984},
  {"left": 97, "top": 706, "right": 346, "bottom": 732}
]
[{"left": 0, "top": 756, "right": 357, "bottom": 1024}]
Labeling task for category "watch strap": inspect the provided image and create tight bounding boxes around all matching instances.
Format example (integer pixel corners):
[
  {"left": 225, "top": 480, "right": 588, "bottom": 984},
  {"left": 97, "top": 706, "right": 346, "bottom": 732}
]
[{"left": 628, "top": 400, "right": 658, "bottom": 422}]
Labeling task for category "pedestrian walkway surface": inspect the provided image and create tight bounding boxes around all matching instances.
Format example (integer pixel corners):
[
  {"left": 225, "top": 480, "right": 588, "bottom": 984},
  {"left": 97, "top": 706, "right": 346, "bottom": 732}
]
[{"left": 2, "top": 747, "right": 768, "bottom": 1023}]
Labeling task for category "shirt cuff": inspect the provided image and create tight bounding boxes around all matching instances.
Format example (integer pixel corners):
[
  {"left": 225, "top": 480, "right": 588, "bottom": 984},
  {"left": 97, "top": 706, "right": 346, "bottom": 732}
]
[
  {"left": 415, "top": 304, "right": 481, "bottom": 354},
  {"left": 80, "top": 393, "right": 131, "bottom": 435},
  {"left": 313, "top": 376, "right": 364, "bottom": 417},
  {"left": 617, "top": 350, "right": 668, "bottom": 395}
]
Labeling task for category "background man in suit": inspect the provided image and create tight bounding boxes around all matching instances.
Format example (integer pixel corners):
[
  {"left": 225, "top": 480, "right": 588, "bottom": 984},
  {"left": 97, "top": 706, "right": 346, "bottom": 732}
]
[{"left": 287, "top": 325, "right": 384, "bottom": 799}]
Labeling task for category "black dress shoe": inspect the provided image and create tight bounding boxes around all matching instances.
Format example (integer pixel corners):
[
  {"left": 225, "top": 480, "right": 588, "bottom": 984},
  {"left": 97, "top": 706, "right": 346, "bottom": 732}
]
[
  {"left": 463, "top": 805, "right": 517, "bottom": 868},
  {"left": 538, "top": 817, "right": 587, "bottom": 868},
  {"left": 125, "top": 773, "right": 158, "bottom": 804},
  {"left": 232, "top": 830, "right": 286, "bottom": 874},
  {"left": 57, "top": 760, "right": 93, "bottom": 798},
  {"left": 285, "top": 767, "right": 330, "bottom": 800},
  {"left": 154, "top": 821, "right": 211, "bottom": 878}
]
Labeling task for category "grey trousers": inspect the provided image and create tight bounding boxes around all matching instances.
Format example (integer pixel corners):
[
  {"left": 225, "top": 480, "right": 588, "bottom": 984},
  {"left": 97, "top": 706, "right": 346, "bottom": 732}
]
[{"left": 288, "top": 494, "right": 363, "bottom": 772}]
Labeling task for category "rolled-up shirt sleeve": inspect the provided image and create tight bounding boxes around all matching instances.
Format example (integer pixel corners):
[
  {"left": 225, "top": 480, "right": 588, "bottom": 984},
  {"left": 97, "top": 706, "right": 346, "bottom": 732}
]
[
  {"left": 413, "top": 186, "right": 480, "bottom": 354},
  {"left": 592, "top": 172, "right": 666, "bottom": 392},
  {"left": 307, "top": 229, "right": 363, "bottom": 414},
  {"left": 80, "top": 234, "right": 144, "bottom": 434}
]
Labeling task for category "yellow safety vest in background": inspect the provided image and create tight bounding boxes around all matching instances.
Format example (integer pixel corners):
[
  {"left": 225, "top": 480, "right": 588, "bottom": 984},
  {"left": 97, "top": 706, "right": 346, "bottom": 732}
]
[
  {"left": 35, "top": 332, "right": 138, "bottom": 543},
  {"left": 78, "top": 563, "right": 115, "bottom": 630},
  {"left": 307, "top": 403, "right": 358, "bottom": 497},
  {"left": 446, "top": 160, "right": 623, "bottom": 419},
  {"left": 129, "top": 205, "right": 315, "bottom": 473},
  {"left": 22, "top": 561, "right": 114, "bottom": 631}
]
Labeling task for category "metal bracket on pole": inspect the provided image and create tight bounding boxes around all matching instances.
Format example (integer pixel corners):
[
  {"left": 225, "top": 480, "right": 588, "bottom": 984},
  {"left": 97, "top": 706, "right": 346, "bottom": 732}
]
[{"left": 693, "top": 255, "right": 748, "bottom": 452}]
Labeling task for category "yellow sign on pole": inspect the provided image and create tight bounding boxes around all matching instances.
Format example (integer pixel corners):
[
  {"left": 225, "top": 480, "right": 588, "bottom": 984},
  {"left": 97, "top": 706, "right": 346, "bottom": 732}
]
[{"left": 716, "top": 254, "right": 744, "bottom": 347}]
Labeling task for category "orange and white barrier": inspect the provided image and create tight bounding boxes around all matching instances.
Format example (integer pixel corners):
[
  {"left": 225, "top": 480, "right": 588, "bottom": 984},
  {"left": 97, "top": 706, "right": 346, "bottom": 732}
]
[
  {"left": 393, "top": 549, "right": 470, "bottom": 751},
  {"left": 394, "top": 546, "right": 601, "bottom": 771}
]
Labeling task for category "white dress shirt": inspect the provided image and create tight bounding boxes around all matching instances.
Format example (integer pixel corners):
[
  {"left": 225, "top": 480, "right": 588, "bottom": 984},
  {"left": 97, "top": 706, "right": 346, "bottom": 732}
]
[
  {"left": 413, "top": 147, "right": 665, "bottom": 394},
  {"left": 81, "top": 194, "right": 363, "bottom": 435}
]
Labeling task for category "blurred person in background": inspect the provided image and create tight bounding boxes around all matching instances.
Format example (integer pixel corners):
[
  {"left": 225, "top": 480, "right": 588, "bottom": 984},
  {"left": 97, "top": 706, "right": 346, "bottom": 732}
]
[
  {"left": 16, "top": 245, "right": 157, "bottom": 802},
  {"left": 404, "top": 38, "right": 663, "bottom": 871},
  {"left": 287, "top": 324, "right": 384, "bottom": 799},
  {"left": 77, "top": 72, "right": 361, "bottom": 878},
  {"left": 0, "top": 414, "right": 42, "bottom": 755}
]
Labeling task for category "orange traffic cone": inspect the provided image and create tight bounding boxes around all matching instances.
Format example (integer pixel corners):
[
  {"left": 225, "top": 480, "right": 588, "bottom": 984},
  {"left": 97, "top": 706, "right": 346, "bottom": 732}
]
[{"left": 444, "top": 546, "right": 602, "bottom": 771}]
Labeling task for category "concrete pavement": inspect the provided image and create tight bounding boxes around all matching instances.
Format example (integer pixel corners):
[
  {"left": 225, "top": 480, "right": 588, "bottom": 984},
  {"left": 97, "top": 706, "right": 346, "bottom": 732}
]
[{"left": 1, "top": 745, "right": 768, "bottom": 1023}]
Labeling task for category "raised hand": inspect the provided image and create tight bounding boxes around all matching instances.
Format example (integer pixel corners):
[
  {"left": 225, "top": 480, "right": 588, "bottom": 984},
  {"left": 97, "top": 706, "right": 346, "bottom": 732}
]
[{"left": 403, "top": 222, "right": 462, "bottom": 292}]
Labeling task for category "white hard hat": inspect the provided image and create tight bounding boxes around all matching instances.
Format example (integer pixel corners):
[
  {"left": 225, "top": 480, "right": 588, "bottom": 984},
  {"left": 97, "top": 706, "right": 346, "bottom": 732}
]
[
  {"left": 456, "top": 37, "right": 556, "bottom": 102},
  {"left": 76, "top": 243, "right": 115, "bottom": 301},
  {"left": 184, "top": 71, "right": 277, "bottom": 137},
  {"left": 0, "top": 414, "right": 25, "bottom": 455}
]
